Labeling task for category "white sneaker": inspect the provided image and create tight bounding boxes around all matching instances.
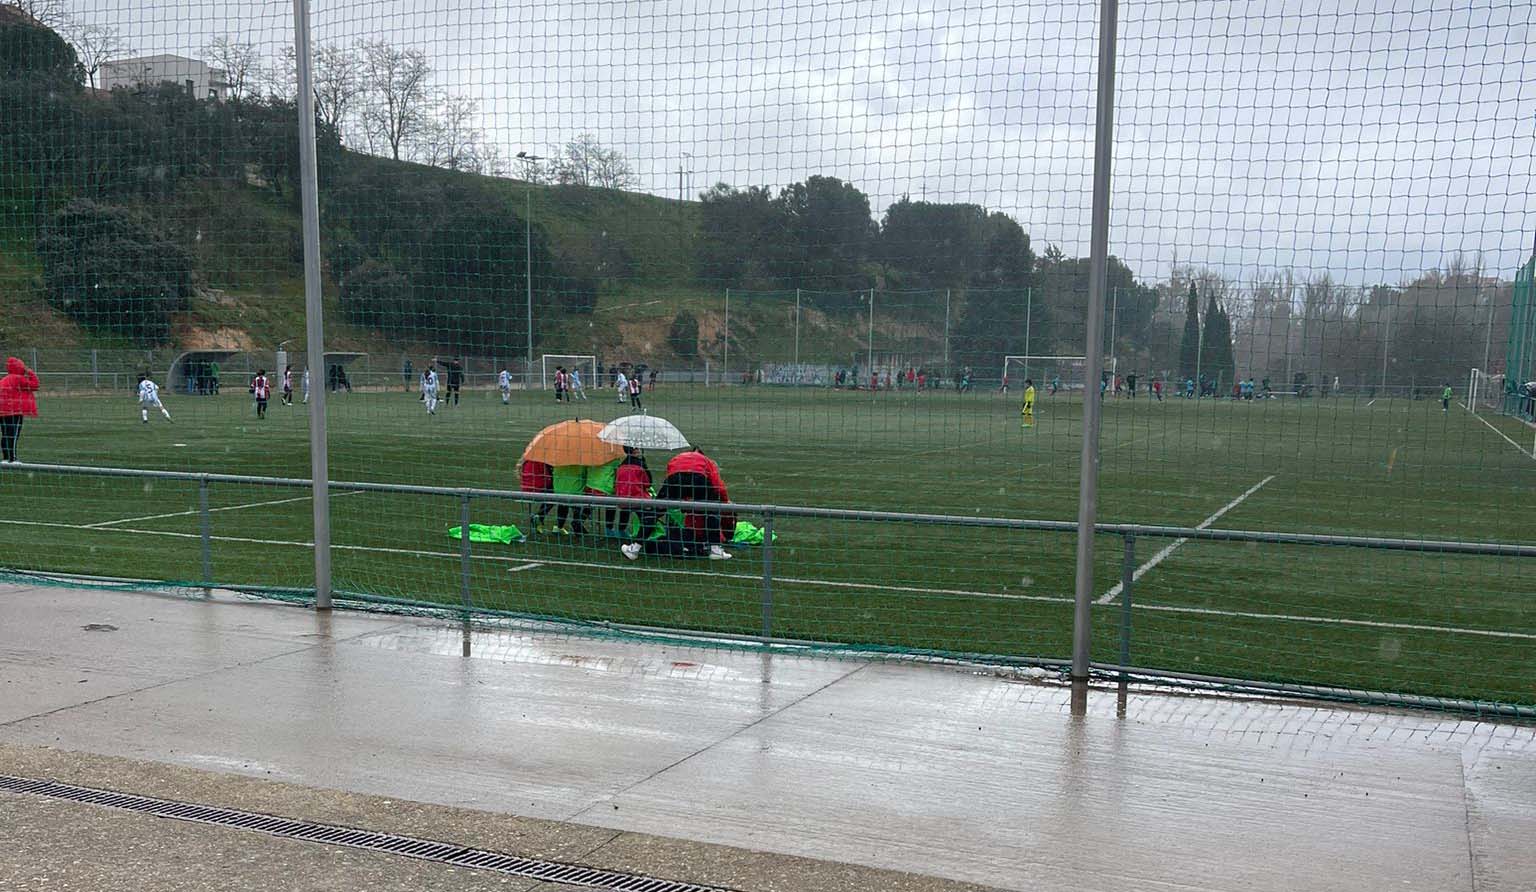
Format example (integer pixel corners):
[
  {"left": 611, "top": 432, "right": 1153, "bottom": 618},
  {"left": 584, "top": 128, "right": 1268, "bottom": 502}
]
[
  {"left": 621, "top": 542, "right": 641, "bottom": 560},
  {"left": 708, "top": 545, "right": 732, "bottom": 560}
]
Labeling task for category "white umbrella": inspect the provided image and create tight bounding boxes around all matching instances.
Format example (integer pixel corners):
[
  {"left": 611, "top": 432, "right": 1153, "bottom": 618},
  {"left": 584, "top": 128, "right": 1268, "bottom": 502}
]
[{"left": 599, "top": 415, "right": 690, "bottom": 450}]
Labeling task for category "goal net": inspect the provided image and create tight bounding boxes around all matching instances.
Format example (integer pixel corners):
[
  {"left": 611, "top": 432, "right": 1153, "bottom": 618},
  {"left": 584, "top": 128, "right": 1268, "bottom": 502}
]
[
  {"left": 1467, "top": 368, "right": 1506, "bottom": 414},
  {"left": 1002, "top": 356, "right": 1115, "bottom": 392},
  {"left": 540, "top": 355, "right": 598, "bottom": 392}
]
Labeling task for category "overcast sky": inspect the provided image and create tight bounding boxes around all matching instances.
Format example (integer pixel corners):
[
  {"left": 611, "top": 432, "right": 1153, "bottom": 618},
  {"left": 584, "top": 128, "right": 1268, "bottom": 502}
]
[{"left": 80, "top": 0, "right": 1536, "bottom": 286}]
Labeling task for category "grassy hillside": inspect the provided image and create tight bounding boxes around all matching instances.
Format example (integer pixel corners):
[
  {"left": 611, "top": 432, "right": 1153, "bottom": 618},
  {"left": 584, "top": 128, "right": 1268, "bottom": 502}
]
[{"left": 1, "top": 152, "right": 893, "bottom": 368}]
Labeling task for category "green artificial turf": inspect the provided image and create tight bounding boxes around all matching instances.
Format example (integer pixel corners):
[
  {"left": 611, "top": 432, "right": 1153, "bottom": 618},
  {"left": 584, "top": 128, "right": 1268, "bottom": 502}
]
[{"left": 2, "top": 383, "right": 1533, "bottom": 706}]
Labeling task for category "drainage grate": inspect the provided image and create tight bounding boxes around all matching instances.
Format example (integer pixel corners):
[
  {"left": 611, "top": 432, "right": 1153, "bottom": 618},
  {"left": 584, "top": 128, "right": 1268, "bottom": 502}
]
[{"left": 0, "top": 774, "right": 731, "bottom": 892}]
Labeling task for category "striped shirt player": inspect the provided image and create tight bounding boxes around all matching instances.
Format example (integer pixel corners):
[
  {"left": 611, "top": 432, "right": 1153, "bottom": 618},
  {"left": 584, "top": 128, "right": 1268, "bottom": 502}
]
[
  {"left": 137, "top": 374, "right": 172, "bottom": 423},
  {"left": 628, "top": 372, "right": 643, "bottom": 410},
  {"left": 498, "top": 368, "right": 511, "bottom": 404},
  {"left": 251, "top": 370, "right": 271, "bottom": 419}
]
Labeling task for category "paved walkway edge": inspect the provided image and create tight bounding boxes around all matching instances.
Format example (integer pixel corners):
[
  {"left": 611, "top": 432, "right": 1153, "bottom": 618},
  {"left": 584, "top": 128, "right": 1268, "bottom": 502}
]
[{"left": 0, "top": 742, "right": 1000, "bottom": 892}]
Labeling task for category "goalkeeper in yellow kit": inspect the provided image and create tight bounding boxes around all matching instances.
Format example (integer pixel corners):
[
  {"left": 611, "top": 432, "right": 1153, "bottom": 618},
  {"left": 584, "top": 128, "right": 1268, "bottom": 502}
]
[{"left": 1021, "top": 378, "right": 1036, "bottom": 428}]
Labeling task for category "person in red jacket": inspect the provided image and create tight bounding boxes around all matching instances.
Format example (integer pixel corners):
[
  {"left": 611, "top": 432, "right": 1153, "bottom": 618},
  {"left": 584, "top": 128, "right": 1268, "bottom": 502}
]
[
  {"left": 520, "top": 459, "right": 555, "bottom": 532},
  {"left": 613, "top": 447, "right": 653, "bottom": 540},
  {"left": 655, "top": 446, "right": 734, "bottom": 559},
  {"left": 0, "top": 357, "right": 40, "bottom": 463}
]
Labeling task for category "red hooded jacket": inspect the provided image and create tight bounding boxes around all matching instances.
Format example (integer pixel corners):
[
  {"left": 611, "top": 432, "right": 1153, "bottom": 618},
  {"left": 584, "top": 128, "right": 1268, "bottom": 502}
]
[
  {"left": 615, "top": 460, "right": 652, "bottom": 499},
  {"left": 0, "top": 358, "right": 39, "bottom": 417},
  {"left": 520, "top": 460, "right": 553, "bottom": 493},
  {"left": 665, "top": 450, "right": 728, "bottom": 501}
]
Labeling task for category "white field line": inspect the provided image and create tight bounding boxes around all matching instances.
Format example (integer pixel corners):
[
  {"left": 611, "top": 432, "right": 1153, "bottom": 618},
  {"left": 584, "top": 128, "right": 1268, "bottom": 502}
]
[
  {"left": 508, "top": 562, "right": 544, "bottom": 572},
  {"left": 1, "top": 514, "right": 1532, "bottom": 642},
  {"left": 1096, "top": 474, "right": 1277, "bottom": 605},
  {"left": 84, "top": 489, "right": 364, "bottom": 529},
  {"left": 1465, "top": 408, "right": 1536, "bottom": 460}
]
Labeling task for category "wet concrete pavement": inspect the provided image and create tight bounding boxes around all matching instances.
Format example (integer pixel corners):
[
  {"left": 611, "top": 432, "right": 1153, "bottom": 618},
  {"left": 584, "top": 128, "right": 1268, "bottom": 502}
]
[{"left": 1, "top": 582, "right": 1533, "bottom": 891}]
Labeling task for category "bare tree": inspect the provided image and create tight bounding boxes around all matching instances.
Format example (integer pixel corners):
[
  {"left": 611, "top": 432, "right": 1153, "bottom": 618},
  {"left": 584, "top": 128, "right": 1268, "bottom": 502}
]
[
  {"left": 477, "top": 143, "right": 507, "bottom": 177},
  {"left": 264, "top": 45, "right": 297, "bottom": 102},
  {"left": 313, "top": 43, "right": 366, "bottom": 138},
  {"left": 4, "top": 0, "right": 69, "bottom": 28},
  {"left": 591, "top": 145, "right": 636, "bottom": 188},
  {"left": 552, "top": 132, "right": 635, "bottom": 189},
  {"left": 203, "top": 36, "right": 260, "bottom": 103},
  {"left": 64, "top": 20, "right": 125, "bottom": 89},
  {"left": 416, "top": 91, "right": 487, "bottom": 171},
  {"left": 360, "top": 40, "right": 431, "bottom": 161}
]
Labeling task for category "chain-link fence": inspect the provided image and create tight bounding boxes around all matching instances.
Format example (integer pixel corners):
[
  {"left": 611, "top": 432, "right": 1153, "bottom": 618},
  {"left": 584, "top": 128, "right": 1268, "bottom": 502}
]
[{"left": 1, "top": 0, "right": 1533, "bottom": 713}]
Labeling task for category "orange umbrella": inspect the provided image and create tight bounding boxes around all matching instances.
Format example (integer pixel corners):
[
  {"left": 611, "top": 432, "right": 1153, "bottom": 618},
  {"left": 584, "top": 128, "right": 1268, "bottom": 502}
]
[{"left": 520, "top": 419, "right": 625, "bottom": 467}]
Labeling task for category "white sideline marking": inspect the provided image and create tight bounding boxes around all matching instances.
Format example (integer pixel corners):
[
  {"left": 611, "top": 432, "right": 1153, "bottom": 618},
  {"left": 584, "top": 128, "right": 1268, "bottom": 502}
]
[
  {"left": 1096, "top": 475, "right": 1276, "bottom": 605},
  {"left": 3, "top": 515, "right": 1533, "bottom": 642},
  {"left": 85, "top": 490, "right": 363, "bottom": 528},
  {"left": 508, "top": 562, "right": 544, "bottom": 573},
  {"left": 1466, "top": 409, "right": 1536, "bottom": 460}
]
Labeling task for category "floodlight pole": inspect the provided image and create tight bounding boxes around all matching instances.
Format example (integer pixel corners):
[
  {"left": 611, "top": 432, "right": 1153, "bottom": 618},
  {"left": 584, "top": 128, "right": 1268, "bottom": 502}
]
[
  {"left": 293, "top": 0, "right": 330, "bottom": 609},
  {"left": 794, "top": 288, "right": 801, "bottom": 370},
  {"left": 1481, "top": 277, "right": 1494, "bottom": 385},
  {"left": 1380, "top": 293, "right": 1392, "bottom": 392},
  {"left": 1024, "top": 288, "right": 1032, "bottom": 380},
  {"left": 867, "top": 288, "right": 875, "bottom": 389},
  {"left": 1195, "top": 301, "right": 1204, "bottom": 396},
  {"left": 1071, "top": 0, "right": 1120, "bottom": 715},
  {"left": 527, "top": 186, "right": 534, "bottom": 383},
  {"left": 1108, "top": 286, "right": 1118, "bottom": 366},
  {"left": 943, "top": 288, "right": 951, "bottom": 378},
  {"left": 517, "top": 152, "right": 543, "bottom": 388}
]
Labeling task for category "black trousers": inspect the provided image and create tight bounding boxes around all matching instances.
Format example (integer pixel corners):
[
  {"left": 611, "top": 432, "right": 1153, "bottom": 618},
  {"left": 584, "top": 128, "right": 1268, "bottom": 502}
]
[
  {"left": 616, "top": 506, "right": 660, "bottom": 541},
  {"left": 655, "top": 472, "right": 724, "bottom": 544},
  {"left": 0, "top": 415, "right": 21, "bottom": 462}
]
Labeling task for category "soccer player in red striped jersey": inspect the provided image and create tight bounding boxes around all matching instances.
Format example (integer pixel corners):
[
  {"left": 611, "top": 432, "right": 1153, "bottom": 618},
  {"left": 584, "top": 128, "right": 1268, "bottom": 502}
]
[{"left": 251, "top": 370, "right": 271, "bottom": 419}]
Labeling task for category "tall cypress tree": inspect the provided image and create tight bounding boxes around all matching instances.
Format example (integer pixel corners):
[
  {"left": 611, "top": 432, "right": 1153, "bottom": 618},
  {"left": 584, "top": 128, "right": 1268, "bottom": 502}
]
[
  {"left": 1178, "top": 282, "right": 1201, "bottom": 380},
  {"left": 1204, "top": 293, "right": 1236, "bottom": 388}
]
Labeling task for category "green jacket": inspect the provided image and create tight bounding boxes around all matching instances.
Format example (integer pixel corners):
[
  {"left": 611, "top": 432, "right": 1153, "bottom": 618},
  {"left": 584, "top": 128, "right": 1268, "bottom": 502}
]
[
  {"left": 585, "top": 459, "right": 620, "bottom": 495},
  {"left": 551, "top": 465, "right": 588, "bottom": 494}
]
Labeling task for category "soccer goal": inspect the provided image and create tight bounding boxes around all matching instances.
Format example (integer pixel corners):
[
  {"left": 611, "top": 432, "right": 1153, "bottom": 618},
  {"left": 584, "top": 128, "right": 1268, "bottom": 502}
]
[
  {"left": 1467, "top": 368, "right": 1505, "bottom": 414},
  {"left": 1002, "top": 356, "right": 1114, "bottom": 391},
  {"left": 540, "top": 354, "right": 598, "bottom": 391}
]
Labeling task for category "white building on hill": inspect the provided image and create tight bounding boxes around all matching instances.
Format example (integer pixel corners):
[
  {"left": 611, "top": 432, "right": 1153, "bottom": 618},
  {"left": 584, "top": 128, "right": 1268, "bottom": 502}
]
[{"left": 99, "top": 54, "right": 228, "bottom": 101}]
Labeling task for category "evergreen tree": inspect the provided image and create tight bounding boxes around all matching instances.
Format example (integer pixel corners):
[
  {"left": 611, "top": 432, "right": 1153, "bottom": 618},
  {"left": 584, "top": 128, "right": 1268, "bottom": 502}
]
[
  {"left": 1204, "top": 293, "right": 1236, "bottom": 388},
  {"left": 1178, "top": 282, "right": 1201, "bottom": 380}
]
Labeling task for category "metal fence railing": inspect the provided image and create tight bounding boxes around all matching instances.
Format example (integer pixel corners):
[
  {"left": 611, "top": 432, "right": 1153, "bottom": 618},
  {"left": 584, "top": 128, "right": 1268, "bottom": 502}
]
[{"left": 4, "top": 460, "right": 1532, "bottom": 719}]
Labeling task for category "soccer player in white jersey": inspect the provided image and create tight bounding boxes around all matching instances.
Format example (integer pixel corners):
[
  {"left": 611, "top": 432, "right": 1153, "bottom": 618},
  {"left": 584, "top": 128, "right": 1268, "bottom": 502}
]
[
  {"left": 614, "top": 368, "right": 629, "bottom": 403},
  {"left": 498, "top": 366, "right": 511, "bottom": 404},
  {"left": 137, "top": 373, "right": 172, "bottom": 423},
  {"left": 250, "top": 369, "right": 271, "bottom": 419},
  {"left": 570, "top": 367, "right": 588, "bottom": 400},
  {"left": 421, "top": 365, "right": 439, "bottom": 414}
]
